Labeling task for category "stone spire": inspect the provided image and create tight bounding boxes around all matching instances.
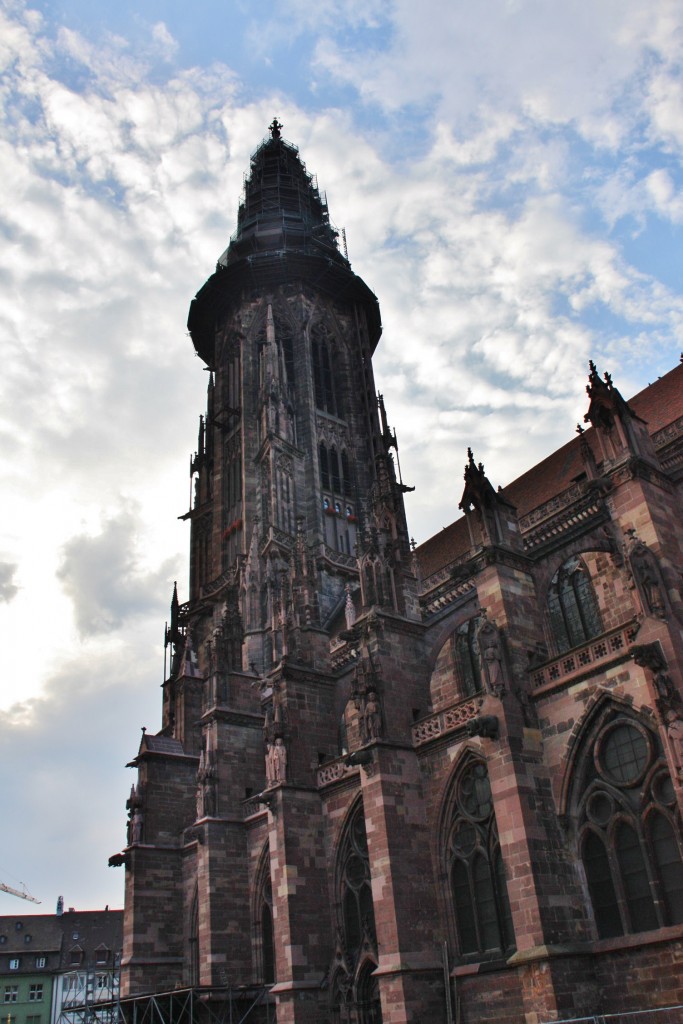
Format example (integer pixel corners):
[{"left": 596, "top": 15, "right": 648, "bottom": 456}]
[{"left": 221, "top": 123, "right": 344, "bottom": 267}]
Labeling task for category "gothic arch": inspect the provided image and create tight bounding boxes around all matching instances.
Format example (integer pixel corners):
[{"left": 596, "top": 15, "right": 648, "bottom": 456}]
[
  {"left": 334, "top": 798, "right": 378, "bottom": 954},
  {"left": 310, "top": 312, "right": 348, "bottom": 419},
  {"left": 428, "top": 614, "right": 484, "bottom": 712},
  {"left": 534, "top": 534, "right": 615, "bottom": 600},
  {"left": 544, "top": 553, "right": 603, "bottom": 655},
  {"left": 562, "top": 697, "right": 683, "bottom": 938},
  {"left": 354, "top": 956, "right": 382, "bottom": 1024},
  {"left": 558, "top": 688, "right": 643, "bottom": 817},
  {"left": 422, "top": 601, "right": 480, "bottom": 679},
  {"left": 437, "top": 749, "right": 515, "bottom": 961},
  {"left": 330, "top": 797, "right": 382, "bottom": 1022},
  {"left": 252, "top": 841, "right": 275, "bottom": 984}
]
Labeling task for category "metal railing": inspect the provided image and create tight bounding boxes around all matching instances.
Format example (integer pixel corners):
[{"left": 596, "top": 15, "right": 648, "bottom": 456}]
[{"left": 545, "top": 1006, "right": 683, "bottom": 1024}]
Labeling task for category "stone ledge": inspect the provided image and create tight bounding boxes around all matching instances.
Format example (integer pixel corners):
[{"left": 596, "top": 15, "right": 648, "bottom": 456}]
[{"left": 269, "top": 980, "right": 321, "bottom": 994}]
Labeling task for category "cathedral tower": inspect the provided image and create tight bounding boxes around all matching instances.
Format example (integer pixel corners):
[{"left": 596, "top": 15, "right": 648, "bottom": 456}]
[
  {"left": 184, "top": 117, "right": 413, "bottom": 678},
  {"left": 115, "top": 122, "right": 683, "bottom": 1024},
  {"left": 118, "top": 123, "right": 431, "bottom": 1024}
]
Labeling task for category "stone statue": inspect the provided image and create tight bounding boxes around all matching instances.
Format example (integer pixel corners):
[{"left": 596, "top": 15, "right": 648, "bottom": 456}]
[
  {"left": 625, "top": 530, "right": 667, "bottom": 619},
  {"left": 265, "top": 741, "right": 277, "bottom": 787},
  {"left": 665, "top": 710, "right": 683, "bottom": 776},
  {"left": 126, "top": 783, "right": 143, "bottom": 845},
  {"left": 273, "top": 737, "right": 288, "bottom": 783},
  {"left": 477, "top": 619, "right": 507, "bottom": 697},
  {"left": 203, "top": 773, "right": 216, "bottom": 817},
  {"left": 131, "top": 809, "right": 144, "bottom": 845},
  {"left": 363, "top": 691, "right": 382, "bottom": 741},
  {"left": 196, "top": 750, "right": 217, "bottom": 818}
]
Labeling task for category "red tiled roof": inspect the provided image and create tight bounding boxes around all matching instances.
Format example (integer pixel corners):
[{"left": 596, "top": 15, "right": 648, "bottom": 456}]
[{"left": 417, "top": 361, "right": 683, "bottom": 582}]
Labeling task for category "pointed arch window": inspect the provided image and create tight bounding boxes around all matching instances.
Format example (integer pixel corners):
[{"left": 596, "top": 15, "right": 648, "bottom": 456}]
[
  {"left": 320, "top": 443, "right": 356, "bottom": 554},
  {"left": 548, "top": 555, "right": 602, "bottom": 653},
  {"left": 320, "top": 445, "right": 330, "bottom": 490},
  {"left": 312, "top": 323, "right": 342, "bottom": 417},
  {"left": 356, "top": 962, "right": 382, "bottom": 1024},
  {"left": 340, "top": 807, "right": 376, "bottom": 956},
  {"left": 574, "top": 714, "right": 683, "bottom": 938},
  {"left": 260, "top": 879, "right": 275, "bottom": 984},
  {"left": 341, "top": 451, "right": 352, "bottom": 493},
  {"left": 275, "top": 317, "right": 295, "bottom": 386},
  {"left": 255, "top": 849, "right": 275, "bottom": 984},
  {"left": 336, "top": 803, "right": 382, "bottom": 1024},
  {"left": 445, "top": 760, "right": 514, "bottom": 959}
]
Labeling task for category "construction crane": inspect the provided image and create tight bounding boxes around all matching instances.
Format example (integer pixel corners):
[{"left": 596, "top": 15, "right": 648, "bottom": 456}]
[{"left": 0, "top": 882, "right": 40, "bottom": 904}]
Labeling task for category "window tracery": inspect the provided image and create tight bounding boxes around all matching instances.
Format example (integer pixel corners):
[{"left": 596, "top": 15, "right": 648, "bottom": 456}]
[
  {"left": 444, "top": 758, "right": 514, "bottom": 959},
  {"left": 572, "top": 711, "right": 683, "bottom": 939},
  {"left": 319, "top": 442, "right": 356, "bottom": 554},
  {"left": 255, "top": 848, "right": 275, "bottom": 984},
  {"left": 548, "top": 555, "right": 602, "bottom": 653},
  {"left": 312, "top": 321, "right": 343, "bottom": 417},
  {"left": 429, "top": 616, "right": 483, "bottom": 712},
  {"left": 332, "top": 802, "right": 382, "bottom": 1023}
]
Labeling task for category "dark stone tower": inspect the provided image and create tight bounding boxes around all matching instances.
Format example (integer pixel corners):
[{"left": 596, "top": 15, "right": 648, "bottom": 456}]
[
  {"left": 118, "top": 123, "right": 430, "bottom": 1024},
  {"left": 184, "top": 117, "right": 414, "bottom": 677}
]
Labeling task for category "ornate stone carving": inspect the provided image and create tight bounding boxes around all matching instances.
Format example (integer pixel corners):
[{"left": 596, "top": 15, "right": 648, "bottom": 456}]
[
  {"left": 477, "top": 616, "right": 508, "bottom": 698},
  {"left": 317, "top": 758, "right": 357, "bottom": 787},
  {"left": 466, "top": 715, "right": 500, "bottom": 740},
  {"left": 631, "top": 642, "right": 666, "bottom": 674},
  {"left": 362, "top": 691, "right": 382, "bottom": 742},
  {"left": 126, "top": 783, "right": 144, "bottom": 846},
  {"left": 351, "top": 652, "right": 384, "bottom": 744},
  {"left": 664, "top": 710, "right": 683, "bottom": 777},
  {"left": 625, "top": 530, "right": 667, "bottom": 619},
  {"left": 412, "top": 696, "right": 484, "bottom": 747},
  {"left": 196, "top": 749, "right": 217, "bottom": 818},
  {"left": 130, "top": 808, "right": 144, "bottom": 845}
]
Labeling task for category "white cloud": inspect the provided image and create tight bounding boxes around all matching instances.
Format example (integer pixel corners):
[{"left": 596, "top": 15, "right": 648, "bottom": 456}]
[
  {"left": 0, "top": 642, "right": 161, "bottom": 910},
  {"left": 151, "top": 21, "right": 179, "bottom": 62},
  {"left": 56, "top": 508, "right": 172, "bottom": 637},
  {"left": 0, "top": 562, "right": 19, "bottom": 602}
]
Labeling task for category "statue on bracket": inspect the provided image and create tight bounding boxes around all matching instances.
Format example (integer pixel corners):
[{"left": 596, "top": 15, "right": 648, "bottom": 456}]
[
  {"left": 625, "top": 529, "right": 667, "bottom": 620},
  {"left": 265, "top": 737, "right": 288, "bottom": 787},
  {"left": 263, "top": 696, "right": 288, "bottom": 787},
  {"left": 476, "top": 615, "right": 509, "bottom": 698},
  {"left": 631, "top": 642, "right": 683, "bottom": 733},
  {"left": 196, "top": 747, "right": 217, "bottom": 818},
  {"left": 352, "top": 647, "right": 384, "bottom": 744},
  {"left": 664, "top": 710, "right": 683, "bottom": 778},
  {"left": 363, "top": 691, "right": 382, "bottom": 741},
  {"left": 126, "top": 783, "right": 144, "bottom": 846}
]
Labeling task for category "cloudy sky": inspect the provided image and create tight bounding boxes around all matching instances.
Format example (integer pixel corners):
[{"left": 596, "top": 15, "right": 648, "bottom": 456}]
[{"left": 1, "top": 0, "right": 683, "bottom": 914}]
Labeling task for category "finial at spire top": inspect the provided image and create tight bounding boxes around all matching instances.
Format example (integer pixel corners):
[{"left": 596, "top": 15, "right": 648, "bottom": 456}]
[{"left": 269, "top": 117, "right": 283, "bottom": 139}]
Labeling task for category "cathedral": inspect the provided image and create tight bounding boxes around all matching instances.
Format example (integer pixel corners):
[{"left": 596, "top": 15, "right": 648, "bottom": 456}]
[{"left": 111, "top": 121, "right": 683, "bottom": 1024}]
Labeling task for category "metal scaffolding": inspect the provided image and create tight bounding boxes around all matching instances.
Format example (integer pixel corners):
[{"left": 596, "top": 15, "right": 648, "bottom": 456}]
[{"left": 59, "top": 986, "right": 274, "bottom": 1024}]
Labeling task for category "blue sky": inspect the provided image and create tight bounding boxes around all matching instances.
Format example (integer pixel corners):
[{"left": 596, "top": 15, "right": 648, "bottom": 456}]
[{"left": 1, "top": 0, "right": 683, "bottom": 914}]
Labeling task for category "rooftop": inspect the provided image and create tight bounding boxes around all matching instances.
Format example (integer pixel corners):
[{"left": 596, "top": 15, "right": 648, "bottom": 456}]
[{"left": 417, "top": 361, "right": 683, "bottom": 582}]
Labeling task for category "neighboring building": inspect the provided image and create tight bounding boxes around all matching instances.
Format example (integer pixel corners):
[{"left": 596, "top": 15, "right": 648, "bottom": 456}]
[
  {"left": 0, "top": 909, "right": 122, "bottom": 1024},
  {"left": 0, "top": 916, "right": 61, "bottom": 1024},
  {"left": 113, "top": 121, "right": 683, "bottom": 1024},
  {"left": 52, "top": 910, "right": 122, "bottom": 1024}
]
